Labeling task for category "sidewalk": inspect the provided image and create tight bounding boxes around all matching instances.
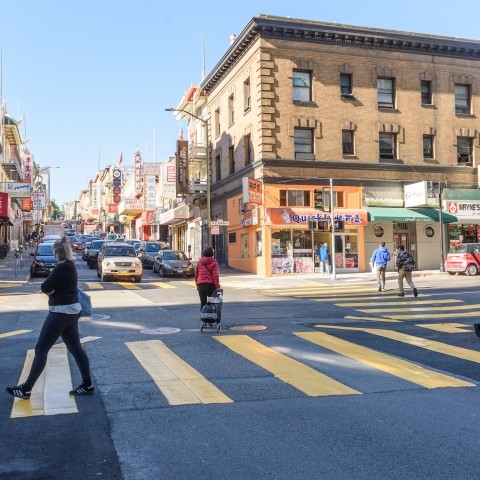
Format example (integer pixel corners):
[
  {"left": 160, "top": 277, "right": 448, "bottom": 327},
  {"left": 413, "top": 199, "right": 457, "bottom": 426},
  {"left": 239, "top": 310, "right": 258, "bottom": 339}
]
[{"left": 0, "top": 251, "right": 30, "bottom": 284}]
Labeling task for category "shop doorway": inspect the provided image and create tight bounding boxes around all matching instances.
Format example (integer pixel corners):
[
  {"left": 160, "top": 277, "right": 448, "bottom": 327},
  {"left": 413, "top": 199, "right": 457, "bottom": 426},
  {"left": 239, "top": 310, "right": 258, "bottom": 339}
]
[
  {"left": 334, "top": 233, "right": 359, "bottom": 273},
  {"left": 393, "top": 222, "right": 417, "bottom": 264}
]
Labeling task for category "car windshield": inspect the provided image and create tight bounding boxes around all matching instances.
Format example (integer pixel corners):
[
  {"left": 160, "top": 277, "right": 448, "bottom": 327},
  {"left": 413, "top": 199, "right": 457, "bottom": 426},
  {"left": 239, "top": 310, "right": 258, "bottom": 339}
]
[
  {"left": 68, "top": 236, "right": 81, "bottom": 242},
  {"left": 146, "top": 243, "right": 163, "bottom": 252},
  {"left": 105, "top": 246, "right": 136, "bottom": 257},
  {"left": 37, "top": 246, "right": 54, "bottom": 256},
  {"left": 164, "top": 251, "right": 187, "bottom": 261},
  {"left": 91, "top": 241, "right": 105, "bottom": 249},
  {"left": 449, "top": 245, "right": 468, "bottom": 254}
]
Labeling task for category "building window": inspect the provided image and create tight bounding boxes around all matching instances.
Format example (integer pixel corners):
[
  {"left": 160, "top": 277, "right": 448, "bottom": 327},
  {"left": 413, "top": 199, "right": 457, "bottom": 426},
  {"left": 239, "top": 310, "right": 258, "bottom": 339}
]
[
  {"left": 340, "top": 74, "right": 352, "bottom": 97},
  {"left": 455, "top": 84, "right": 470, "bottom": 114},
  {"left": 421, "top": 81, "right": 432, "bottom": 105},
  {"left": 229, "top": 145, "right": 235, "bottom": 174},
  {"left": 423, "top": 135, "right": 434, "bottom": 159},
  {"left": 244, "top": 78, "right": 251, "bottom": 111},
  {"left": 379, "top": 133, "right": 396, "bottom": 159},
  {"left": 215, "top": 108, "right": 220, "bottom": 137},
  {"left": 279, "top": 190, "right": 311, "bottom": 207},
  {"left": 342, "top": 130, "right": 354, "bottom": 155},
  {"left": 324, "top": 191, "right": 345, "bottom": 209},
  {"left": 215, "top": 154, "right": 221, "bottom": 181},
  {"left": 228, "top": 94, "right": 234, "bottom": 126},
  {"left": 377, "top": 78, "right": 394, "bottom": 108},
  {"left": 293, "top": 70, "right": 312, "bottom": 102},
  {"left": 294, "top": 128, "right": 314, "bottom": 160},
  {"left": 457, "top": 137, "right": 473, "bottom": 166},
  {"left": 244, "top": 133, "right": 252, "bottom": 165}
]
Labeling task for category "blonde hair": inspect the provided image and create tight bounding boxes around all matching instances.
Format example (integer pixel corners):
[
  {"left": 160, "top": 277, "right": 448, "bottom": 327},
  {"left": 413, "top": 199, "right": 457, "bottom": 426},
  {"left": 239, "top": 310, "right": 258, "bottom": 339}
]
[{"left": 53, "top": 237, "right": 74, "bottom": 261}]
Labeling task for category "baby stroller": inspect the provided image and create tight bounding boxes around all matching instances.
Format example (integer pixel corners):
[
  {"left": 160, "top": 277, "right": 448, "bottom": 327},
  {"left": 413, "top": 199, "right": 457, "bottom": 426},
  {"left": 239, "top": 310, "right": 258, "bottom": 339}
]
[{"left": 200, "top": 289, "right": 223, "bottom": 332}]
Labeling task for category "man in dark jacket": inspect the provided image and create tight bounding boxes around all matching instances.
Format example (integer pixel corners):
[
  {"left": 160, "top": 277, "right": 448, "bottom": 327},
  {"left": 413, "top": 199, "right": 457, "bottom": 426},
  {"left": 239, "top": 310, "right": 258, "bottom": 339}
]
[{"left": 396, "top": 244, "right": 418, "bottom": 297}]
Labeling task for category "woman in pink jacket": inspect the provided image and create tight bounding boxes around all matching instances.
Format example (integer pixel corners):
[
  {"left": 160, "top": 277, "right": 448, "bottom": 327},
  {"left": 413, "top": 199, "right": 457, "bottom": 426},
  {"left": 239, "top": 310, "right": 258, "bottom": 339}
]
[{"left": 195, "top": 246, "right": 221, "bottom": 310}]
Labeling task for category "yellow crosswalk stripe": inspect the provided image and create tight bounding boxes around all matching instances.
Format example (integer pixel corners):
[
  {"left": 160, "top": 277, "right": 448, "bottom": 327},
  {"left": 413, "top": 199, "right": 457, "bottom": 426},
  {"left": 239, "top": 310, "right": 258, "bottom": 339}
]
[
  {"left": 11, "top": 345, "right": 78, "bottom": 418},
  {"left": 336, "top": 299, "right": 462, "bottom": 307},
  {"left": 387, "top": 311, "right": 480, "bottom": 320},
  {"left": 315, "top": 325, "right": 480, "bottom": 365},
  {"left": 313, "top": 295, "right": 411, "bottom": 302},
  {"left": 117, "top": 281, "right": 141, "bottom": 290},
  {"left": 328, "top": 316, "right": 401, "bottom": 323},
  {"left": 126, "top": 340, "right": 233, "bottom": 405},
  {"left": 418, "top": 323, "right": 471, "bottom": 333},
  {"left": 0, "top": 329, "right": 32, "bottom": 339},
  {"left": 150, "top": 282, "right": 176, "bottom": 289},
  {"left": 84, "top": 282, "right": 103, "bottom": 289},
  {"left": 359, "top": 304, "right": 480, "bottom": 314},
  {"left": 215, "top": 335, "right": 360, "bottom": 396},
  {"left": 295, "top": 331, "right": 474, "bottom": 389},
  {"left": 180, "top": 280, "right": 196, "bottom": 287}
]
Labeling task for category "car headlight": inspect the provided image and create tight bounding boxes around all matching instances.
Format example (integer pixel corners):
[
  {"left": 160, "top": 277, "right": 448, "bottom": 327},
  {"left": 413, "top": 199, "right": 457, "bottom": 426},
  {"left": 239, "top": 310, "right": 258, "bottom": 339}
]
[
  {"left": 134, "top": 259, "right": 141, "bottom": 266},
  {"left": 164, "top": 264, "right": 173, "bottom": 270},
  {"left": 105, "top": 261, "right": 111, "bottom": 266}
]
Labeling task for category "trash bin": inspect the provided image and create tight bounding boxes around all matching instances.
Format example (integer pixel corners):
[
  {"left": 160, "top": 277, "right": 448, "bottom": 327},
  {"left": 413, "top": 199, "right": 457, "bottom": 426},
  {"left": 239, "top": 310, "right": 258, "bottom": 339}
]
[{"left": 0, "top": 244, "right": 6, "bottom": 259}]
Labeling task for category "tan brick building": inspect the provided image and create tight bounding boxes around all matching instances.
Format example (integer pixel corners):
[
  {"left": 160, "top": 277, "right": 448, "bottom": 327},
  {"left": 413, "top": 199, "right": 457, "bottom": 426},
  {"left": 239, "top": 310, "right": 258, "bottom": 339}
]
[{"left": 175, "top": 15, "right": 480, "bottom": 275}]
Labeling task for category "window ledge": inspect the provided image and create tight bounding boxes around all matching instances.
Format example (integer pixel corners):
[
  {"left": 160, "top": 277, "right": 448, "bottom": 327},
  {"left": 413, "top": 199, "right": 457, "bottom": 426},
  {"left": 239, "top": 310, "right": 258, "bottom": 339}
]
[
  {"left": 228, "top": 121, "right": 235, "bottom": 128},
  {"left": 243, "top": 107, "right": 251, "bottom": 115},
  {"left": 421, "top": 103, "right": 436, "bottom": 109},
  {"left": 342, "top": 154, "right": 357, "bottom": 159},
  {"left": 456, "top": 113, "right": 475, "bottom": 118},
  {"left": 341, "top": 94, "right": 355, "bottom": 100},
  {"left": 378, "top": 107, "right": 400, "bottom": 113},
  {"left": 293, "top": 100, "right": 317, "bottom": 107}
]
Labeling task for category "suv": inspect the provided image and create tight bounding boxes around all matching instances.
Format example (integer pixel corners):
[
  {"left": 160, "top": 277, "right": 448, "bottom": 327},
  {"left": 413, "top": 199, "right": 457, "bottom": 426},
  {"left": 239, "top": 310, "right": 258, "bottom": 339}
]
[
  {"left": 445, "top": 243, "right": 480, "bottom": 276},
  {"left": 87, "top": 240, "right": 106, "bottom": 269},
  {"left": 30, "top": 242, "right": 58, "bottom": 277},
  {"left": 138, "top": 241, "right": 169, "bottom": 269},
  {"left": 97, "top": 242, "right": 142, "bottom": 282}
]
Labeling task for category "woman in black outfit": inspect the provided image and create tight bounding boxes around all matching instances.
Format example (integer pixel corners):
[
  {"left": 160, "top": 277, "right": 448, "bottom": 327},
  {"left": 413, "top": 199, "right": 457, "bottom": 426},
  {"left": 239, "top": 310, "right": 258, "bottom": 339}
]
[{"left": 6, "top": 237, "right": 94, "bottom": 399}]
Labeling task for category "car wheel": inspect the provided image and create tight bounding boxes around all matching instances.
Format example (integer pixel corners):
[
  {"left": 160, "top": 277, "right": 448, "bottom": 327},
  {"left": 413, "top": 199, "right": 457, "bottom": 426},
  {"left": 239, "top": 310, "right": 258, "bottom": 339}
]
[
  {"left": 101, "top": 273, "right": 108, "bottom": 282},
  {"left": 466, "top": 264, "right": 478, "bottom": 276},
  {"left": 97, "top": 269, "right": 101, "bottom": 278},
  {"left": 159, "top": 267, "right": 165, "bottom": 277},
  {"left": 134, "top": 276, "right": 142, "bottom": 283},
  {"left": 152, "top": 264, "right": 157, "bottom": 273}
]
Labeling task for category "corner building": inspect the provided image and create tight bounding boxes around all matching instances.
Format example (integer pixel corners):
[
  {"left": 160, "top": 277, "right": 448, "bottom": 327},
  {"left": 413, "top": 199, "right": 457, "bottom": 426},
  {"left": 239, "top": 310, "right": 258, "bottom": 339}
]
[{"left": 179, "top": 14, "right": 480, "bottom": 275}]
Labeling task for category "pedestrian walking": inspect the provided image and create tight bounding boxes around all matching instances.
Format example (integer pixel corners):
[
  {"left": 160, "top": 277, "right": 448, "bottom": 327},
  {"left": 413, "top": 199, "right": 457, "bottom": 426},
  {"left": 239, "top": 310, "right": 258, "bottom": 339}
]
[
  {"left": 317, "top": 242, "right": 330, "bottom": 275},
  {"left": 370, "top": 241, "right": 391, "bottom": 291},
  {"left": 195, "top": 246, "right": 221, "bottom": 311},
  {"left": 6, "top": 237, "right": 94, "bottom": 400},
  {"left": 396, "top": 244, "right": 418, "bottom": 297}
]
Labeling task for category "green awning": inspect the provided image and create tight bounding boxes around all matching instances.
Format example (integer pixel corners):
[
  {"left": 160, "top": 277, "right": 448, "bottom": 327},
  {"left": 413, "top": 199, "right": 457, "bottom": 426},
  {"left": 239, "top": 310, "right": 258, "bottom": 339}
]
[
  {"left": 366, "top": 207, "right": 457, "bottom": 223},
  {"left": 443, "top": 188, "right": 480, "bottom": 201}
]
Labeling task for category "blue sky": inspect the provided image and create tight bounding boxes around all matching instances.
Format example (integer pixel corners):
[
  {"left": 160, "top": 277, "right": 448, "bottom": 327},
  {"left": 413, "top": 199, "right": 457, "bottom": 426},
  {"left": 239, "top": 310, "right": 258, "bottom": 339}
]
[{"left": 1, "top": 0, "right": 478, "bottom": 205}]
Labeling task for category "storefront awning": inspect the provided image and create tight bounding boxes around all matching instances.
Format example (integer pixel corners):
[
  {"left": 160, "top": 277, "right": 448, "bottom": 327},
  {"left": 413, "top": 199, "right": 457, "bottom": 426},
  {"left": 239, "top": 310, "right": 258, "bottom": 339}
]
[{"left": 366, "top": 207, "right": 457, "bottom": 223}]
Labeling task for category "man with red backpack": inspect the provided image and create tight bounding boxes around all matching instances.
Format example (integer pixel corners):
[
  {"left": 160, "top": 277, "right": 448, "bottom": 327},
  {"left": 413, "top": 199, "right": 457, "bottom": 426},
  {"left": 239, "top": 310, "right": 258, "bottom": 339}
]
[{"left": 396, "top": 244, "right": 418, "bottom": 297}]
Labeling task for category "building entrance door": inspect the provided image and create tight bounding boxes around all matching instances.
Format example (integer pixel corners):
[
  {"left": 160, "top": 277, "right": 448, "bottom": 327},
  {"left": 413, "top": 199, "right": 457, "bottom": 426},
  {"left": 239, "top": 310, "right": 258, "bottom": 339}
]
[
  {"left": 334, "top": 233, "right": 359, "bottom": 273},
  {"left": 393, "top": 222, "right": 417, "bottom": 264}
]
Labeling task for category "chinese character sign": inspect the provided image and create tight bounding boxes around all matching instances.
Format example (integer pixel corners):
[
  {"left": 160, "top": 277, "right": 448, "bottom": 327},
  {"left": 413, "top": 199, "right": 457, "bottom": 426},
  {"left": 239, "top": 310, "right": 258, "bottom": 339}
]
[
  {"left": 242, "top": 177, "right": 262, "bottom": 205},
  {"left": 134, "top": 150, "right": 143, "bottom": 195},
  {"left": 176, "top": 140, "right": 189, "bottom": 196},
  {"left": 144, "top": 175, "right": 156, "bottom": 210}
]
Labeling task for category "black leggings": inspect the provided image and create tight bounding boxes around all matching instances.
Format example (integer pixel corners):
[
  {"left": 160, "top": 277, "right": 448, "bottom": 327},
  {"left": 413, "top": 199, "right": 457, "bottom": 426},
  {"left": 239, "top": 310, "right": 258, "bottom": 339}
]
[
  {"left": 23, "top": 311, "right": 92, "bottom": 391},
  {"left": 197, "top": 283, "right": 216, "bottom": 310}
]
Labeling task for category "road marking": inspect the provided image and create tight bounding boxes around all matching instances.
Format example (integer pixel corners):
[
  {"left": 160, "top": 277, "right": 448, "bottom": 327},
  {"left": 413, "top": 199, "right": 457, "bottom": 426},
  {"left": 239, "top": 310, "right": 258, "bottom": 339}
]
[
  {"left": 313, "top": 294, "right": 417, "bottom": 302},
  {"left": 358, "top": 304, "right": 480, "bottom": 314},
  {"left": 336, "top": 299, "right": 462, "bottom": 307},
  {"left": 332, "top": 316, "right": 401, "bottom": 323},
  {"left": 387, "top": 311, "right": 480, "bottom": 320},
  {"left": 0, "top": 283, "right": 19, "bottom": 289},
  {"left": 11, "top": 346, "right": 78, "bottom": 418},
  {"left": 126, "top": 340, "right": 233, "bottom": 405},
  {"left": 215, "top": 335, "right": 360, "bottom": 397},
  {"left": 295, "top": 331, "right": 474, "bottom": 389},
  {"left": 84, "top": 282, "right": 103, "bottom": 289},
  {"left": 315, "top": 325, "right": 480, "bottom": 365},
  {"left": 117, "top": 281, "right": 141, "bottom": 290},
  {"left": 0, "top": 329, "right": 32, "bottom": 339},
  {"left": 418, "top": 323, "right": 471, "bottom": 334},
  {"left": 180, "top": 280, "right": 196, "bottom": 287},
  {"left": 150, "top": 282, "right": 176, "bottom": 289}
]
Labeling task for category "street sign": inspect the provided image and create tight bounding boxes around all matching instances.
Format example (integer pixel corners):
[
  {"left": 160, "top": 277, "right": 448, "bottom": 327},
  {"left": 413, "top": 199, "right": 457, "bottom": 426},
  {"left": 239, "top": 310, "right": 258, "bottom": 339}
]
[{"left": 211, "top": 220, "right": 230, "bottom": 226}]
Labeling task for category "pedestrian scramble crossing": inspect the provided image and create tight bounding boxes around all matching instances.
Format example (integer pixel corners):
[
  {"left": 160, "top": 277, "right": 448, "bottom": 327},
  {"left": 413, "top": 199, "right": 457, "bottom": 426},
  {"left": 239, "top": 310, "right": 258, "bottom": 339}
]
[
  {"left": 263, "top": 283, "right": 480, "bottom": 322},
  {"left": 4, "top": 323, "right": 479, "bottom": 419}
]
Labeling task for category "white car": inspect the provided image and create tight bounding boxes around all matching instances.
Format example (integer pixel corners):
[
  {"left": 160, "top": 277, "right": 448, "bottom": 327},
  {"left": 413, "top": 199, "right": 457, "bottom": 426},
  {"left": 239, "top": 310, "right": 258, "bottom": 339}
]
[{"left": 97, "top": 242, "right": 142, "bottom": 282}]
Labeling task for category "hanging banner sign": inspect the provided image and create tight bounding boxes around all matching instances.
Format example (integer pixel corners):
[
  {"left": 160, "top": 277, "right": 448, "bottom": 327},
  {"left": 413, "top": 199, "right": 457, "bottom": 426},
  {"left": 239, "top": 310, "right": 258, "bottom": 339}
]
[
  {"left": 176, "top": 140, "right": 189, "bottom": 196},
  {"left": 242, "top": 177, "right": 262, "bottom": 205},
  {"left": 4, "top": 182, "right": 31, "bottom": 197}
]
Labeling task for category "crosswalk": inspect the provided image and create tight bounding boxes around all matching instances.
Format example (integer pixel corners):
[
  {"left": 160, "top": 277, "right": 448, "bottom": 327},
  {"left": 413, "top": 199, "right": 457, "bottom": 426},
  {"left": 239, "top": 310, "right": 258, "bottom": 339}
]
[{"left": 3, "top": 321, "right": 479, "bottom": 418}]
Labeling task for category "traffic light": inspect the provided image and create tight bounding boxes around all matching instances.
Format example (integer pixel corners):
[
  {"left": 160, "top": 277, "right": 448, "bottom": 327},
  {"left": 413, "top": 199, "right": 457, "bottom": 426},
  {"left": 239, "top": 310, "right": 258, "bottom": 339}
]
[{"left": 314, "top": 189, "right": 325, "bottom": 210}]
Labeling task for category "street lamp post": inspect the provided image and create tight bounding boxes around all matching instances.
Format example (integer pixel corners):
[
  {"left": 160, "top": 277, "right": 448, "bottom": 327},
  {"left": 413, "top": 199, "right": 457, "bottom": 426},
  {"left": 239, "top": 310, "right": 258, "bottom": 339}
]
[
  {"left": 165, "top": 107, "right": 210, "bottom": 247},
  {"left": 429, "top": 181, "right": 446, "bottom": 273}
]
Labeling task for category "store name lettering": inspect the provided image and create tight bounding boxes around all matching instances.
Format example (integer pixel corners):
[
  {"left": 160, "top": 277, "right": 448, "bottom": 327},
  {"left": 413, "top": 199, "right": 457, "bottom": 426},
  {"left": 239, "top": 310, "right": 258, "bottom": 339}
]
[
  {"left": 291, "top": 213, "right": 361, "bottom": 224},
  {"left": 459, "top": 203, "right": 480, "bottom": 211}
]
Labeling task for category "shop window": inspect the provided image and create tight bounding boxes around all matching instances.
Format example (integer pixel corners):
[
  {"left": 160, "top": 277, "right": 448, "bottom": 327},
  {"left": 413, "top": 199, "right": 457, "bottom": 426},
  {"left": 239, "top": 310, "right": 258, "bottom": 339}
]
[
  {"left": 241, "top": 233, "right": 249, "bottom": 258},
  {"left": 279, "top": 190, "right": 311, "bottom": 207},
  {"left": 255, "top": 231, "right": 262, "bottom": 257},
  {"left": 229, "top": 232, "right": 236, "bottom": 243}
]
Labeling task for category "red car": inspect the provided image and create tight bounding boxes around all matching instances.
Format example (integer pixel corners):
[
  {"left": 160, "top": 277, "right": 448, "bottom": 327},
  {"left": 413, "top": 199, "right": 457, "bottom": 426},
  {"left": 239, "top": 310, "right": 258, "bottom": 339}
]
[
  {"left": 67, "top": 235, "right": 84, "bottom": 253},
  {"left": 445, "top": 243, "right": 480, "bottom": 276}
]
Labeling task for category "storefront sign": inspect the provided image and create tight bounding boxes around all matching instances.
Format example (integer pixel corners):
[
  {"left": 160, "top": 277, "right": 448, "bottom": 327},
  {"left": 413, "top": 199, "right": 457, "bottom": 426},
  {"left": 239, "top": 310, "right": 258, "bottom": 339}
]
[
  {"left": 31, "top": 192, "right": 46, "bottom": 209},
  {"left": 176, "top": 140, "right": 189, "bottom": 196},
  {"left": 144, "top": 175, "right": 156, "bottom": 210},
  {"left": 134, "top": 150, "right": 143, "bottom": 195},
  {"left": 405, "top": 181, "right": 428, "bottom": 207},
  {"left": 446, "top": 200, "right": 480, "bottom": 217},
  {"left": 242, "top": 177, "right": 262, "bottom": 205},
  {"left": 266, "top": 208, "right": 367, "bottom": 226},
  {"left": 4, "top": 182, "right": 31, "bottom": 197}
]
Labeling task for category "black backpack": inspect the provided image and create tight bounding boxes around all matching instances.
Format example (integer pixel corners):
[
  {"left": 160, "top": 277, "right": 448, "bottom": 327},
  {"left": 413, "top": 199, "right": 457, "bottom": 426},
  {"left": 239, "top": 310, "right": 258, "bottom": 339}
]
[{"left": 400, "top": 252, "right": 415, "bottom": 271}]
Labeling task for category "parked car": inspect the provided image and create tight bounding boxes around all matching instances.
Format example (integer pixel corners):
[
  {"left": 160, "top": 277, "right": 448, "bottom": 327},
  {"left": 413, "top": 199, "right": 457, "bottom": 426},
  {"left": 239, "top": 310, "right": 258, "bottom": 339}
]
[
  {"left": 30, "top": 242, "right": 58, "bottom": 277},
  {"left": 138, "top": 241, "right": 169, "bottom": 269},
  {"left": 87, "top": 240, "right": 106, "bottom": 269},
  {"left": 97, "top": 242, "right": 142, "bottom": 282},
  {"left": 445, "top": 243, "right": 480, "bottom": 276},
  {"left": 152, "top": 250, "right": 195, "bottom": 277},
  {"left": 43, "top": 234, "right": 62, "bottom": 243}
]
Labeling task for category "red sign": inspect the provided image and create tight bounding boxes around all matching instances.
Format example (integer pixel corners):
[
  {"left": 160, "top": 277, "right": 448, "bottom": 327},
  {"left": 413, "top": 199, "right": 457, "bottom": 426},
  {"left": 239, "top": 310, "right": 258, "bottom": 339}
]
[
  {"left": 22, "top": 198, "right": 33, "bottom": 211},
  {"left": 0, "top": 193, "right": 8, "bottom": 216},
  {"left": 108, "top": 204, "right": 118, "bottom": 214}
]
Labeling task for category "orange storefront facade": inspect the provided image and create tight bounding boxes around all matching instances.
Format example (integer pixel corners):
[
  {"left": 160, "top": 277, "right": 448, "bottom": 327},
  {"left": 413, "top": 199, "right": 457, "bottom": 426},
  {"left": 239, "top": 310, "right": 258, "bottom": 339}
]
[{"left": 226, "top": 184, "right": 368, "bottom": 276}]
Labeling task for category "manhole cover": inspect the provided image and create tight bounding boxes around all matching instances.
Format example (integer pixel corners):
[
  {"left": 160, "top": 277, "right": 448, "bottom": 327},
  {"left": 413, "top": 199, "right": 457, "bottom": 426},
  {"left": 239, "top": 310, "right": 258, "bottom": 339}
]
[
  {"left": 229, "top": 325, "right": 268, "bottom": 331},
  {"left": 140, "top": 327, "right": 181, "bottom": 335}
]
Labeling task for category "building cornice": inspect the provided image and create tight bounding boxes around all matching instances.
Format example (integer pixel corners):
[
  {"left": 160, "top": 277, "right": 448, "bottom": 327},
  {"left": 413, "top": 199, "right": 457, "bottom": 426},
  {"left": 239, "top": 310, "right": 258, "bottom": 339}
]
[{"left": 201, "top": 14, "right": 480, "bottom": 94}]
